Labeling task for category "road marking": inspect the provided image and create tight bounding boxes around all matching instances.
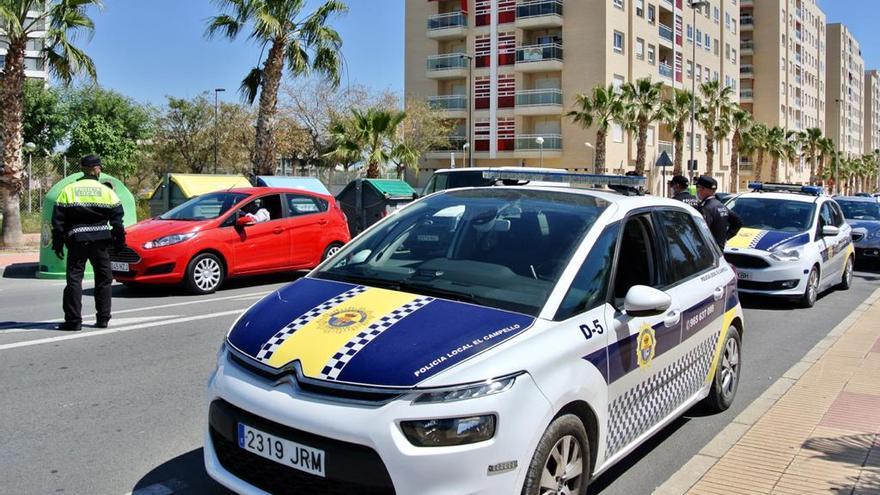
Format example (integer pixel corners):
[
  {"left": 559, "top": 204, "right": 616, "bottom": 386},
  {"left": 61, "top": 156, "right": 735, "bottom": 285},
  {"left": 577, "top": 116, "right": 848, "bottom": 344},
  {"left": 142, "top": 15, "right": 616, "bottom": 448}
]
[
  {"left": 0, "top": 315, "right": 185, "bottom": 334},
  {"left": 125, "top": 478, "right": 188, "bottom": 495},
  {"left": 0, "top": 309, "right": 245, "bottom": 352}
]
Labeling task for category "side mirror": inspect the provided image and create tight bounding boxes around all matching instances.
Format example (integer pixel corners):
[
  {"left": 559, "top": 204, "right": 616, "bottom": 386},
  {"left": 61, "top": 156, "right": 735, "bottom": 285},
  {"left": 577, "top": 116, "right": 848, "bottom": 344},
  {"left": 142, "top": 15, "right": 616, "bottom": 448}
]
[
  {"left": 236, "top": 215, "right": 255, "bottom": 228},
  {"left": 624, "top": 285, "right": 672, "bottom": 317},
  {"left": 822, "top": 225, "right": 840, "bottom": 237}
]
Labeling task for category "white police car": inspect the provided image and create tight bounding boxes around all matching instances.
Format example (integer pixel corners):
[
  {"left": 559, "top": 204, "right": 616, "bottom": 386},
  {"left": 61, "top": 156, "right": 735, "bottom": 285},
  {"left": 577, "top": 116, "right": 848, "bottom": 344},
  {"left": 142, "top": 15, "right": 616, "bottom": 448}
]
[
  {"left": 725, "top": 183, "right": 854, "bottom": 307},
  {"left": 205, "top": 171, "right": 745, "bottom": 495},
  {"left": 421, "top": 166, "right": 565, "bottom": 196}
]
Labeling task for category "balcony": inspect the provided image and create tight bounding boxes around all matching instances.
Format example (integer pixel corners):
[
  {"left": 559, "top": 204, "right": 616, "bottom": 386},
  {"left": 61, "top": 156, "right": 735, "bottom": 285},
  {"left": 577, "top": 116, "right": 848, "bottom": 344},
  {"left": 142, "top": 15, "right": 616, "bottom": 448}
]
[
  {"left": 515, "top": 89, "right": 563, "bottom": 115},
  {"left": 740, "top": 65, "right": 754, "bottom": 78},
  {"left": 515, "top": 43, "right": 563, "bottom": 72},
  {"left": 659, "top": 23, "right": 674, "bottom": 45},
  {"left": 427, "top": 11, "right": 468, "bottom": 40},
  {"left": 740, "top": 89, "right": 754, "bottom": 102},
  {"left": 740, "top": 0, "right": 753, "bottom": 6},
  {"left": 426, "top": 53, "right": 469, "bottom": 79},
  {"left": 428, "top": 95, "right": 468, "bottom": 118},
  {"left": 740, "top": 17, "right": 754, "bottom": 30},
  {"left": 426, "top": 135, "right": 468, "bottom": 159},
  {"left": 659, "top": 0, "right": 674, "bottom": 11},
  {"left": 516, "top": 0, "right": 563, "bottom": 29},
  {"left": 515, "top": 134, "right": 563, "bottom": 157},
  {"left": 659, "top": 62, "right": 674, "bottom": 80},
  {"left": 741, "top": 40, "right": 754, "bottom": 54}
]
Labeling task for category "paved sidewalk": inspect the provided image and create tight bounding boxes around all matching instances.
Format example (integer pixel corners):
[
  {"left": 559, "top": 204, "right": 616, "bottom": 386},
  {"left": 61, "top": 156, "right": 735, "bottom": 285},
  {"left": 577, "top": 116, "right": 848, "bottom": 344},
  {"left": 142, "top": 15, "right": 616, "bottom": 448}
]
[
  {"left": 0, "top": 251, "right": 39, "bottom": 269},
  {"left": 657, "top": 289, "right": 880, "bottom": 495}
]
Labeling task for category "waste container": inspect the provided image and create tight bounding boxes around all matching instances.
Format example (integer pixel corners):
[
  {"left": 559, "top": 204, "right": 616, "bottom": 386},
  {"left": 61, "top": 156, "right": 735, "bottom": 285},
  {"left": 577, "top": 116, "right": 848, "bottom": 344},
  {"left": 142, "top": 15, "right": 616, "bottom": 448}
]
[
  {"left": 148, "top": 173, "right": 251, "bottom": 217},
  {"left": 255, "top": 176, "right": 331, "bottom": 195},
  {"left": 37, "top": 173, "right": 138, "bottom": 280},
  {"left": 335, "top": 179, "right": 418, "bottom": 236}
]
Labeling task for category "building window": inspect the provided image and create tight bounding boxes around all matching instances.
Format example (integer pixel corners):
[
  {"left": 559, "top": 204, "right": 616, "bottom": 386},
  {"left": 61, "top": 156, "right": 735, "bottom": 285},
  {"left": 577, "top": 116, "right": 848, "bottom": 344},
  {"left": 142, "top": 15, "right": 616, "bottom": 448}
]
[
  {"left": 687, "top": 24, "right": 693, "bottom": 42},
  {"left": 696, "top": 64, "right": 702, "bottom": 81},
  {"left": 687, "top": 60, "right": 694, "bottom": 79},
  {"left": 612, "top": 124, "right": 624, "bottom": 143},
  {"left": 713, "top": 38, "right": 719, "bottom": 55},
  {"left": 636, "top": 0, "right": 644, "bottom": 17},
  {"left": 648, "top": 44, "right": 656, "bottom": 65},
  {"left": 696, "top": 29, "right": 702, "bottom": 47},
  {"left": 648, "top": 4, "right": 656, "bottom": 24},
  {"left": 613, "top": 0, "right": 624, "bottom": 10},
  {"left": 613, "top": 74, "right": 625, "bottom": 92},
  {"left": 713, "top": 6, "right": 720, "bottom": 23},
  {"left": 696, "top": 134, "right": 702, "bottom": 151},
  {"left": 636, "top": 38, "right": 645, "bottom": 60},
  {"left": 704, "top": 34, "right": 711, "bottom": 51},
  {"left": 613, "top": 31, "right": 624, "bottom": 54}
]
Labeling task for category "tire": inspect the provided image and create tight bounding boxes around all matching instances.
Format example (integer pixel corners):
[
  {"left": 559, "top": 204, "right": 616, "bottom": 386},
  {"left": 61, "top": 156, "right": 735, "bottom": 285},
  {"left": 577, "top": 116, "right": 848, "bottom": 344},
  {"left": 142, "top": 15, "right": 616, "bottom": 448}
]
[
  {"left": 185, "top": 253, "right": 225, "bottom": 295},
  {"left": 703, "top": 325, "right": 742, "bottom": 413},
  {"left": 799, "top": 266, "right": 819, "bottom": 308},
  {"left": 838, "top": 256, "right": 854, "bottom": 290},
  {"left": 521, "top": 414, "right": 590, "bottom": 495},
  {"left": 322, "top": 242, "right": 345, "bottom": 261}
]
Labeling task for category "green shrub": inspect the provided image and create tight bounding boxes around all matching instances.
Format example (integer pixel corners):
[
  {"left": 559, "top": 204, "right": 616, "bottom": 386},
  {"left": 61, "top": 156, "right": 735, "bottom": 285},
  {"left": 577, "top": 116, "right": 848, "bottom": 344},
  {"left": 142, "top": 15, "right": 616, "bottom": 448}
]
[{"left": 21, "top": 212, "right": 43, "bottom": 234}]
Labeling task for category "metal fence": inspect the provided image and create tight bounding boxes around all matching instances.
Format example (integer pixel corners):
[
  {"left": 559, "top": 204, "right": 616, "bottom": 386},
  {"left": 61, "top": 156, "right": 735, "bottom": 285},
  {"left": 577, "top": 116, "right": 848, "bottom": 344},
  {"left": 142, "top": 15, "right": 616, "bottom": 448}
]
[{"left": 20, "top": 156, "right": 62, "bottom": 216}]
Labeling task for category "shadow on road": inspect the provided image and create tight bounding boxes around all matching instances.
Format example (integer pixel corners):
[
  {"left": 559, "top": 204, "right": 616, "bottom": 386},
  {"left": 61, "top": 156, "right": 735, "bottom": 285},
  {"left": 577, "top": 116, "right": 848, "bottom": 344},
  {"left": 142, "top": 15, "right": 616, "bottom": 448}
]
[
  {"left": 0, "top": 321, "right": 60, "bottom": 332},
  {"left": 1, "top": 262, "right": 38, "bottom": 279},
  {"left": 133, "top": 448, "right": 233, "bottom": 495},
  {"left": 801, "top": 433, "right": 879, "bottom": 494},
  {"left": 82, "top": 271, "right": 307, "bottom": 299}
]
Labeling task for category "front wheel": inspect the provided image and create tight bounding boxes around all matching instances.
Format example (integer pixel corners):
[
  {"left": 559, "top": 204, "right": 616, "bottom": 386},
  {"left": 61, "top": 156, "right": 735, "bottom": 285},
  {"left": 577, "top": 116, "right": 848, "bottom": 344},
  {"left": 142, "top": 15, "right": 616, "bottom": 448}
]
[
  {"left": 800, "top": 266, "right": 819, "bottom": 308},
  {"left": 703, "top": 326, "right": 742, "bottom": 413},
  {"left": 185, "top": 253, "right": 225, "bottom": 295},
  {"left": 322, "top": 242, "right": 345, "bottom": 261},
  {"left": 521, "top": 414, "right": 590, "bottom": 495},
  {"left": 838, "top": 256, "right": 854, "bottom": 290}
]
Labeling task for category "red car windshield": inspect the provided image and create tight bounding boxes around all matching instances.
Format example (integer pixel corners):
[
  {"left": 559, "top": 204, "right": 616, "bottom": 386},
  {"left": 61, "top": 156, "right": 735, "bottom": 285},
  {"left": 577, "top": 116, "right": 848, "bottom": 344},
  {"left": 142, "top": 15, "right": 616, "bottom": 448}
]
[{"left": 159, "top": 192, "right": 249, "bottom": 221}]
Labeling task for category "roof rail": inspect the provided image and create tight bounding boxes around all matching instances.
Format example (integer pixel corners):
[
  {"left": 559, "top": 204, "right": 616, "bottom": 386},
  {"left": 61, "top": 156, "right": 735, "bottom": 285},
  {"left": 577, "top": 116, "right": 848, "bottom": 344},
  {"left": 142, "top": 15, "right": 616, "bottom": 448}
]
[
  {"left": 480, "top": 169, "right": 646, "bottom": 193},
  {"left": 748, "top": 182, "right": 823, "bottom": 197}
]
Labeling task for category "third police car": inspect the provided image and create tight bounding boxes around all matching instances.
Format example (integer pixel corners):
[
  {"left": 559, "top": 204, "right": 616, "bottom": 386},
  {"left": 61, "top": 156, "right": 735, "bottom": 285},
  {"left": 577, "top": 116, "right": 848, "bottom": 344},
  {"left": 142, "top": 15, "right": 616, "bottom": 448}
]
[
  {"left": 725, "top": 183, "right": 854, "bottom": 307},
  {"left": 205, "top": 171, "right": 744, "bottom": 495}
]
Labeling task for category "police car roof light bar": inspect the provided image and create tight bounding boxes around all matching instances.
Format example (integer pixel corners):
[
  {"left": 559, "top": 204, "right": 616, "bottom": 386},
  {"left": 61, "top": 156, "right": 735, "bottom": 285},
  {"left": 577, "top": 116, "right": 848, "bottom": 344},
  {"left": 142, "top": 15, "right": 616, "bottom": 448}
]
[
  {"left": 748, "top": 182, "right": 823, "bottom": 197},
  {"left": 481, "top": 169, "right": 647, "bottom": 188}
]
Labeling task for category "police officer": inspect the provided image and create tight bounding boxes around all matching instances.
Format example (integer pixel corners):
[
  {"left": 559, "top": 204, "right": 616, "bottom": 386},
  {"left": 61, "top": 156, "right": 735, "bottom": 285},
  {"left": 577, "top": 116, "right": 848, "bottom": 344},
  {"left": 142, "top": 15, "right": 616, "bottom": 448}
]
[
  {"left": 51, "top": 155, "right": 126, "bottom": 331},
  {"left": 695, "top": 175, "right": 742, "bottom": 250},
  {"left": 668, "top": 175, "right": 699, "bottom": 207}
]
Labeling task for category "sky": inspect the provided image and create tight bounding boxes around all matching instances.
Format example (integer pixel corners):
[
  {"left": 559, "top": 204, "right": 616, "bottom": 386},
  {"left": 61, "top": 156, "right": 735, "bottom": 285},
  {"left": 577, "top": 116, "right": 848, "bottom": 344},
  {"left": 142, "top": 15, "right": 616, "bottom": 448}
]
[{"left": 75, "top": 0, "right": 876, "bottom": 106}]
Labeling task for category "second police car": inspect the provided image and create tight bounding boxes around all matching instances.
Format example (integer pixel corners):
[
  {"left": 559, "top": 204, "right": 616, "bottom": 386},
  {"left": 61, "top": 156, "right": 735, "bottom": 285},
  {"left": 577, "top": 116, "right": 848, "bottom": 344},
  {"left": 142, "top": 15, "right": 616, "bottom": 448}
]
[
  {"left": 725, "top": 183, "right": 854, "bottom": 307},
  {"left": 205, "top": 171, "right": 745, "bottom": 495}
]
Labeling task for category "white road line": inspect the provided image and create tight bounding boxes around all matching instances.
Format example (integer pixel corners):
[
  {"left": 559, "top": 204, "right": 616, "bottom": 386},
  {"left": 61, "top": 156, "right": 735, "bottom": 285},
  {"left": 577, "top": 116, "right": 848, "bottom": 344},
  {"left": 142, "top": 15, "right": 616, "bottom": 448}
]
[{"left": 0, "top": 309, "right": 244, "bottom": 352}]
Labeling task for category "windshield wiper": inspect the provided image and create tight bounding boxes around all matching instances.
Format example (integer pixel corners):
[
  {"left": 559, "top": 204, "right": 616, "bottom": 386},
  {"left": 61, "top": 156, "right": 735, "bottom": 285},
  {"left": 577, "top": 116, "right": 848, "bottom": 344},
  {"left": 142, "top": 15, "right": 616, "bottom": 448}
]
[
  {"left": 395, "top": 280, "right": 482, "bottom": 305},
  {"left": 314, "top": 271, "right": 403, "bottom": 291}
]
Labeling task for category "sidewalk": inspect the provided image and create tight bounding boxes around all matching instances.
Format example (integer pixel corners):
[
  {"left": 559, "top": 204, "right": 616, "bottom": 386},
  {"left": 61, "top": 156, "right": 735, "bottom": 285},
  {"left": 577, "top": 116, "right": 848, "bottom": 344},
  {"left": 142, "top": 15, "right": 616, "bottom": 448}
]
[
  {"left": 0, "top": 233, "right": 41, "bottom": 270},
  {"left": 657, "top": 288, "right": 880, "bottom": 495}
]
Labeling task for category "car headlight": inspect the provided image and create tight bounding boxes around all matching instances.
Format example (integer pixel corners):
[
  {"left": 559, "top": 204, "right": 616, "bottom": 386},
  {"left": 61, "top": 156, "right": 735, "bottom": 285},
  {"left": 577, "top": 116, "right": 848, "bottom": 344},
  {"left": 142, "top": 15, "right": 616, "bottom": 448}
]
[
  {"left": 144, "top": 232, "right": 196, "bottom": 249},
  {"left": 400, "top": 415, "right": 496, "bottom": 447},
  {"left": 412, "top": 375, "right": 518, "bottom": 404},
  {"left": 769, "top": 247, "right": 801, "bottom": 262}
]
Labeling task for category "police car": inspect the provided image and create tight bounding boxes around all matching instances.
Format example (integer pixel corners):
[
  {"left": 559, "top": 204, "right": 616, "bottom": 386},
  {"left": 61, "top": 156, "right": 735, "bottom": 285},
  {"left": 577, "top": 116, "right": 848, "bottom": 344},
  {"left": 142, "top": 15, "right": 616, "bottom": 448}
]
[
  {"left": 725, "top": 183, "right": 854, "bottom": 307},
  {"left": 205, "top": 171, "right": 745, "bottom": 495}
]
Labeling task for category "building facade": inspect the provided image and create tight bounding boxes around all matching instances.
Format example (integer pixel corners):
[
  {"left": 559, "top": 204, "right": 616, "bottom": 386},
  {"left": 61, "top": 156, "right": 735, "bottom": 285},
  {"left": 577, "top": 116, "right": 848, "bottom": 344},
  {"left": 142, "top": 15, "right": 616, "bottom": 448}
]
[
  {"left": 825, "top": 23, "right": 864, "bottom": 159},
  {"left": 738, "top": 0, "right": 826, "bottom": 185},
  {"left": 0, "top": 12, "right": 50, "bottom": 82},
  {"left": 405, "top": 0, "right": 741, "bottom": 193},
  {"left": 864, "top": 69, "right": 880, "bottom": 155}
]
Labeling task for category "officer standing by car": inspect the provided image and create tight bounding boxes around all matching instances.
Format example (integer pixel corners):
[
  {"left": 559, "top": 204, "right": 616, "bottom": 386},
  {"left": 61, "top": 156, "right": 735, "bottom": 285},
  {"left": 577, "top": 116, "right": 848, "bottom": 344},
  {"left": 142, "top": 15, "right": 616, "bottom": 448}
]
[
  {"left": 696, "top": 175, "right": 742, "bottom": 250},
  {"left": 51, "top": 155, "right": 126, "bottom": 331},
  {"left": 668, "top": 175, "right": 699, "bottom": 207}
]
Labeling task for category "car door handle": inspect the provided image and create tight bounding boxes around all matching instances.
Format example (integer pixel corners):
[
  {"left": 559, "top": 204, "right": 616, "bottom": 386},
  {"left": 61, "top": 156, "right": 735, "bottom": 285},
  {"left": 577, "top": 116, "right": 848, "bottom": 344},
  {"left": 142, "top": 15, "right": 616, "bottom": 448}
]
[
  {"left": 273, "top": 228, "right": 284, "bottom": 235},
  {"left": 713, "top": 287, "right": 725, "bottom": 301},
  {"left": 318, "top": 219, "right": 328, "bottom": 225},
  {"left": 664, "top": 310, "right": 681, "bottom": 327}
]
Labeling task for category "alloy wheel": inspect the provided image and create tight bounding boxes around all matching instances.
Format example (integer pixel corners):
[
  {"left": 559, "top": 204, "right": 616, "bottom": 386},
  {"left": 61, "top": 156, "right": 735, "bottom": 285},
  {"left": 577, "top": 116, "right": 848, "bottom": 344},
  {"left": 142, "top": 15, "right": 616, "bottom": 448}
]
[
  {"left": 807, "top": 269, "right": 818, "bottom": 306},
  {"left": 539, "top": 435, "right": 584, "bottom": 495},
  {"left": 845, "top": 258, "right": 854, "bottom": 286},
  {"left": 194, "top": 258, "right": 222, "bottom": 292},
  {"left": 720, "top": 336, "right": 740, "bottom": 399}
]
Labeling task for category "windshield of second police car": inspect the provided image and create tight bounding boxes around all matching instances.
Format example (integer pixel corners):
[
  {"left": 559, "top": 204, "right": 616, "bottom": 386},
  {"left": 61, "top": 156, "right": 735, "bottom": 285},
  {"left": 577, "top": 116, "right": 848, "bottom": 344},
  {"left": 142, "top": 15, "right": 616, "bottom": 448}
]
[
  {"left": 836, "top": 200, "right": 880, "bottom": 221},
  {"left": 159, "top": 192, "right": 249, "bottom": 221},
  {"left": 727, "top": 197, "right": 816, "bottom": 232},
  {"left": 313, "top": 189, "right": 609, "bottom": 316}
]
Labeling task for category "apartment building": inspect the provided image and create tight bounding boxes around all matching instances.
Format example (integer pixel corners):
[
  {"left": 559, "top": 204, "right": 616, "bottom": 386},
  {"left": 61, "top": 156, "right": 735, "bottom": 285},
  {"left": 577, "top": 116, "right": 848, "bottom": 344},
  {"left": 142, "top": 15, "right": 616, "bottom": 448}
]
[
  {"left": 864, "top": 70, "right": 880, "bottom": 155},
  {"left": 405, "top": 0, "right": 740, "bottom": 193},
  {"left": 738, "top": 0, "right": 826, "bottom": 185},
  {"left": 825, "top": 23, "right": 864, "bottom": 159},
  {"left": 0, "top": 10, "right": 50, "bottom": 82}
]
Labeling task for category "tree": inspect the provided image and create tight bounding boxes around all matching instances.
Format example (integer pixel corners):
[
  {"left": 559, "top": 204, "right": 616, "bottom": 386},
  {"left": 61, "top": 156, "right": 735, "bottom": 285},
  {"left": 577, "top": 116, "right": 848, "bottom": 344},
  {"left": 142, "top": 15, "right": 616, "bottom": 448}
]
[
  {"left": 1, "top": 0, "right": 101, "bottom": 247},
  {"left": 799, "top": 127, "right": 823, "bottom": 185},
  {"left": 661, "top": 89, "right": 694, "bottom": 176},
  {"left": 782, "top": 130, "right": 801, "bottom": 183},
  {"left": 696, "top": 81, "right": 733, "bottom": 176},
  {"left": 746, "top": 123, "right": 769, "bottom": 182},
  {"left": 156, "top": 95, "right": 214, "bottom": 173},
  {"left": 567, "top": 85, "right": 624, "bottom": 174},
  {"left": 327, "top": 108, "right": 406, "bottom": 178},
  {"left": 206, "top": 0, "right": 349, "bottom": 176},
  {"left": 817, "top": 137, "right": 836, "bottom": 189},
  {"left": 22, "top": 80, "right": 70, "bottom": 158},
  {"left": 392, "top": 98, "right": 455, "bottom": 179},
  {"left": 765, "top": 126, "right": 788, "bottom": 183},
  {"left": 727, "top": 108, "right": 752, "bottom": 192},
  {"left": 622, "top": 78, "right": 665, "bottom": 176}
]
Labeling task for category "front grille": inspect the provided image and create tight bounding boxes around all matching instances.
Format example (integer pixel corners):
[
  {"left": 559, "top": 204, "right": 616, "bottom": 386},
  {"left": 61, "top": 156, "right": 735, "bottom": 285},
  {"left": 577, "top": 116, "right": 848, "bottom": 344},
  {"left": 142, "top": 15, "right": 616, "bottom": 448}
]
[
  {"left": 110, "top": 247, "right": 141, "bottom": 264},
  {"left": 856, "top": 247, "right": 880, "bottom": 257},
  {"left": 724, "top": 252, "right": 771, "bottom": 269},
  {"left": 209, "top": 400, "right": 396, "bottom": 495},
  {"left": 738, "top": 279, "right": 799, "bottom": 291}
]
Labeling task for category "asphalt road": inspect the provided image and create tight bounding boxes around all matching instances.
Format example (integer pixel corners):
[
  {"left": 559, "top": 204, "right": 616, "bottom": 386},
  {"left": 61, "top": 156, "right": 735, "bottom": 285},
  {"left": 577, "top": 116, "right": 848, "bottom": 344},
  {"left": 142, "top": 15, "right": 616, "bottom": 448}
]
[{"left": 1, "top": 263, "right": 878, "bottom": 495}]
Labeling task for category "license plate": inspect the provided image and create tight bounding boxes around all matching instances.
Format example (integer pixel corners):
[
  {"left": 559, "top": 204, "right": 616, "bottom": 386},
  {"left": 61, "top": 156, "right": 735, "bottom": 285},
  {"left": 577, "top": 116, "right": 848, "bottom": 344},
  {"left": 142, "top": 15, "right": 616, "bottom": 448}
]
[
  {"left": 237, "top": 423, "right": 325, "bottom": 477},
  {"left": 111, "top": 262, "right": 129, "bottom": 272},
  {"left": 737, "top": 271, "right": 751, "bottom": 281}
]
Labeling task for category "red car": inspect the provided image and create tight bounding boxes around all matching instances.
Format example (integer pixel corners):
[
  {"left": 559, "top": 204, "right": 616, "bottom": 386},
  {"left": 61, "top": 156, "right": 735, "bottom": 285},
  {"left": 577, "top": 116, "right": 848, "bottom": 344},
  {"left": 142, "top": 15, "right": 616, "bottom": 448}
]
[{"left": 111, "top": 187, "right": 350, "bottom": 294}]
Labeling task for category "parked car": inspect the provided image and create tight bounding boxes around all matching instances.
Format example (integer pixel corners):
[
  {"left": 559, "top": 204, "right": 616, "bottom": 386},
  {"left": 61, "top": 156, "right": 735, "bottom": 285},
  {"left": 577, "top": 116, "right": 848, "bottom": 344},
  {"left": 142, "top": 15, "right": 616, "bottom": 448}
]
[
  {"left": 834, "top": 196, "right": 880, "bottom": 264},
  {"left": 421, "top": 167, "right": 566, "bottom": 196},
  {"left": 206, "top": 171, "right": 744, "bottom": 495},
  {"left": 112, "top": 187, "right": 350, "bottom": 294}
]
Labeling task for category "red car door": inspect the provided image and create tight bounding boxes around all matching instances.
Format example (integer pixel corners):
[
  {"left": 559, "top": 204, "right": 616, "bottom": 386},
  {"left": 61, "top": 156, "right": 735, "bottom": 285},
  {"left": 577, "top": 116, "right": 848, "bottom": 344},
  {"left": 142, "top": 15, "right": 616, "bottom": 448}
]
[
  {"left": 230, "top": 194, "right": 291, "bottom": 273},
  {"left": 285, "top": 193, "right": 328, "bottom": 267}
]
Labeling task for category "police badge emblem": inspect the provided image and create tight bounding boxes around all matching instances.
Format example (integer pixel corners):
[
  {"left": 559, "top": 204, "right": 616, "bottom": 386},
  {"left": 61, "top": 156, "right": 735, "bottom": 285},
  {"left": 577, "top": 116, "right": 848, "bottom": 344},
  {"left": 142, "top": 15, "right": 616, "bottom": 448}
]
[{"left": 636, "top": 324, "right": 656, "bottom": 369}]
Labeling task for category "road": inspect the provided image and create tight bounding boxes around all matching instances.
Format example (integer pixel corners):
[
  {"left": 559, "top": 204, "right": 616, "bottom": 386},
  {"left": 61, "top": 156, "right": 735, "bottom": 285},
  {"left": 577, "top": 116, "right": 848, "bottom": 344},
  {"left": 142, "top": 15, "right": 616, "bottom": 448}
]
[{"left": 1, "top": 264, "right": 878, "bottom": 495}]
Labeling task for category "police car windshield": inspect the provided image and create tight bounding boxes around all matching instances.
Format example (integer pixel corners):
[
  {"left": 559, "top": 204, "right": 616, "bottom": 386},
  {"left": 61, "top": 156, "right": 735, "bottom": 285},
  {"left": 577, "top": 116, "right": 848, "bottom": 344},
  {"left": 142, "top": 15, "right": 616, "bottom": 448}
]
[
  {"left": 314, "top": 189, "right": 609, "bottom": 316},
  {"left": 836, "top": 200, "right": 880, "bottom": 221},
  {"left": 727, "top": 197, "right": 816, "bottom": 232},
  {"left": 159, "top": 192, "right": 249, "bottom": 221},
  {"left": 423, "top": 171, "right": 497, "bottom": 195}
]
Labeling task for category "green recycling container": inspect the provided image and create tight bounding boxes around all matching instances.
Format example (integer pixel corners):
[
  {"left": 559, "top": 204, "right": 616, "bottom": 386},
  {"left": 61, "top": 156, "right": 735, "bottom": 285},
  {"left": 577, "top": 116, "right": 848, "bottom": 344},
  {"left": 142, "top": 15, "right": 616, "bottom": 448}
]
[{"left": 37, "top": 173, "right": 138, "bottom": 279}]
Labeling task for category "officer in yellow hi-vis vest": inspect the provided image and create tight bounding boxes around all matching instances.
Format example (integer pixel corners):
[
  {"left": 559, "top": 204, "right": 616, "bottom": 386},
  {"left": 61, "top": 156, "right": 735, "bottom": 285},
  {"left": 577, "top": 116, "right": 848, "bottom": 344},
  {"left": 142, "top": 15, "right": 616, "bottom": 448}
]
[{"left": 51, "top": 155, "right": 126, "bottom": 331}]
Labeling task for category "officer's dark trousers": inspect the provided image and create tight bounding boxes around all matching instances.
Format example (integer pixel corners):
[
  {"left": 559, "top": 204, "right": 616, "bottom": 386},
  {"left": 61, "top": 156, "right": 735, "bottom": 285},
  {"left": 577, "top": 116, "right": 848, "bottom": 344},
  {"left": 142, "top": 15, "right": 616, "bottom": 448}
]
[{"left": 63, "top": 240, "right": 113, "bottom": 324}]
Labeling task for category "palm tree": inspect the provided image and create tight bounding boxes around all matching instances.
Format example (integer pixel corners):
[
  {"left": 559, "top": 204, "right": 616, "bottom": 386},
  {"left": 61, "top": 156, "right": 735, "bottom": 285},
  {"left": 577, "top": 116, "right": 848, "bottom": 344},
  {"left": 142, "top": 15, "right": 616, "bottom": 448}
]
[
  {"left": 765, "top": 126, "right": 788, "bottom": 183},
  {"left": 696, "top": 80, "right": 733, "bottom": 176},
  {"left": 661, "top": 89, "right": 694, "bottom": 176},
  {"left": 817, "top": 137, "right": 835, "bottom": 190},
  {"left": 745, "top": 123, "right": 769, "bottom": 182},
  {"left": 727, "top": 109, "right": 752, "bottom": 192},
  {"left": 207, "top": 0, "right": 348, "bottom": 176},
  {"left": 783, "top": 130, "right": 801, "bottom": 183},
  {"left": 327, "top": 108, "right": 406, "bottom": 178},
  {"left": 0, "top": 0, "right": 102, "bottom": 247},
  {"left": 621, "top": 78, "right": 665, "bottom": 175},
  {"left": 799, "top": 127, "right": 823, "bottom": 185},
  {"left": 568, "top": 85, "right": 625, "bottom": 174}
]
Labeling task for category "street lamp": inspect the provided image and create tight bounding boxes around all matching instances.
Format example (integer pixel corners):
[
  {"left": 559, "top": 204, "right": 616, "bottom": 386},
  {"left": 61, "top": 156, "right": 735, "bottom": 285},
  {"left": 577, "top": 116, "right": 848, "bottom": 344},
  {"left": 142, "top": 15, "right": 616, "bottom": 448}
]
[
  {"left": 214, "top": 88, "right": 226, "bottom": 174},
  {"left": 536, "top": 136, "right": 545, "bottom": 168},
  {"left": 23, "top": 142, "right": 36, "bottom": 214},
  {"left": 462, "top": 142, "right": 470, "bottom": 166},
  {"left": 585, "top": 142, "right": 596, "bottom": 174},
  {"left": 688, "top": 0, "right": 709, "bottom": 181},
  {"left": 459, "top": 54, "right": 474, "bottom": 168}
]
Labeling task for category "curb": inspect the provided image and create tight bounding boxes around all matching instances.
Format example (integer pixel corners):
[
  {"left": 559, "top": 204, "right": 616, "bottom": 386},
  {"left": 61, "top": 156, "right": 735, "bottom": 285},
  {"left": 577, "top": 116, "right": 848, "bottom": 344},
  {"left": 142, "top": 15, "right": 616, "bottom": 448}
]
[{"left": 653, "top": 287, "right": 880, "bottom": 495}]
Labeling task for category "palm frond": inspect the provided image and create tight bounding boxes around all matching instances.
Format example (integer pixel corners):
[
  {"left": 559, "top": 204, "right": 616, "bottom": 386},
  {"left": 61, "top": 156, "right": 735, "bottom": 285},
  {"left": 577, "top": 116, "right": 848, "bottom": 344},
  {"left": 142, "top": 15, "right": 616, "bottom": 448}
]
[
  {"left": 205, "top": 14, "right": 244, "bottom": 39},
  {"left": 239, "top": 67, "right": 264, "bottom": 104}
]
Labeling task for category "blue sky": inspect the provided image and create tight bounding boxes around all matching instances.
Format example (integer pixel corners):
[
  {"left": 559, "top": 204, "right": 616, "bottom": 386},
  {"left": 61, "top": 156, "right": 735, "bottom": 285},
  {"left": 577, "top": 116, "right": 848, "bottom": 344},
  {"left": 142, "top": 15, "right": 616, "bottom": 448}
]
[{"left": 79, "top": 0, "right": 874, "bottom": 106}]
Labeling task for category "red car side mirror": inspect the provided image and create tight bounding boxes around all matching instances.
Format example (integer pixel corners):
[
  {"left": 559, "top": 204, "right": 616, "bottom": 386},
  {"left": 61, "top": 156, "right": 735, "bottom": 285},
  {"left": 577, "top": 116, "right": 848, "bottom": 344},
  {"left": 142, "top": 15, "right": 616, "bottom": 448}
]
[{"left": 236, "top": 215, "right": 255, "bottom": 227}]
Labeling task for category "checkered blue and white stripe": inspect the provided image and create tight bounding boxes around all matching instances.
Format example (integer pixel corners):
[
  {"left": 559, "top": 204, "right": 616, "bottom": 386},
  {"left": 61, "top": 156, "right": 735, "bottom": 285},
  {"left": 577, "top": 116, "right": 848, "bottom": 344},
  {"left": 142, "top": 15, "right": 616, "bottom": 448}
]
[
  {"left": 320, "top": 297, "right": 435, "bottom": 380},
  {"left": 255, "top": 285, "right": 369, "bottom": 362},
  {"left": 605, "top": 333, "right": 720, "bottom": 457}
]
